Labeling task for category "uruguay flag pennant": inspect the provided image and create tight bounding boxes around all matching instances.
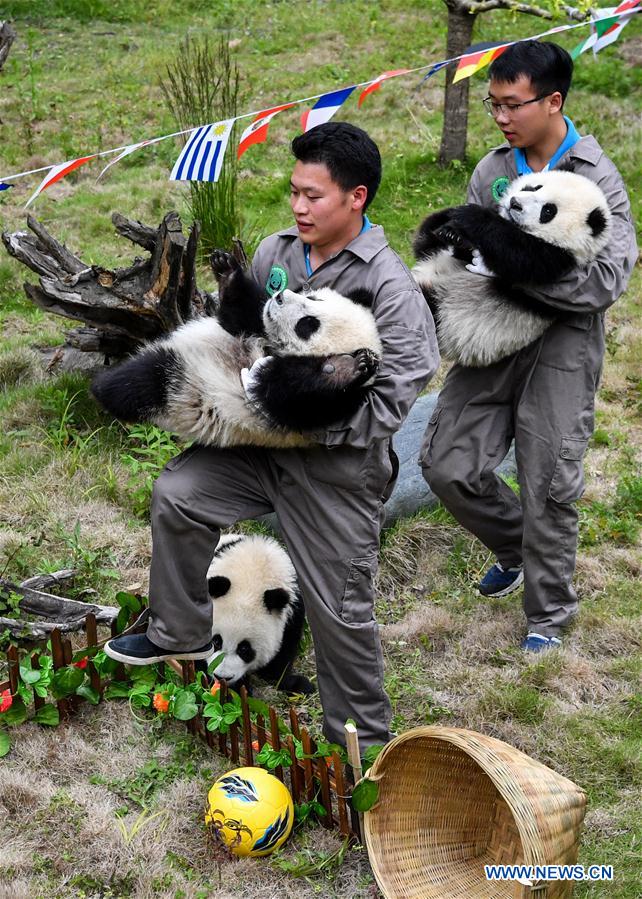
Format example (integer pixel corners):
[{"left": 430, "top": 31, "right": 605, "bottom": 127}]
[
  {"left": 25, "top": 155, "right": 97, "bottom": 208},
  {"left": 237, "top": 103, "right": 295, "bottom": 160},
  {"left": 170, "top": 119, "right": 235, "bottom": 182},
  {"left": 300, "top": 86, "right": 356, "bottom": 133},
  {"left": 358, "top": 69, "right": 409, "bottom": 107}
]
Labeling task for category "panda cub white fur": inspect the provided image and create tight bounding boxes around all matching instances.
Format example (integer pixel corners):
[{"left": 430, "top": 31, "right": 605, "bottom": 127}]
[
  {"left": 205, "top": 534, "right": 313, "bottom": 695},
  {"left": 91, "top": 251, "right": 382, "bottom": 448},
  {"left": 412, "top": 170, "right": 612, "bottom": 368}
]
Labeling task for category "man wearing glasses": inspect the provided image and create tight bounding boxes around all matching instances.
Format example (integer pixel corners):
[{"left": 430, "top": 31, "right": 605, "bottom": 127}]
[{"left": 421, "top": 41, "right": 637, "bottom": 652}]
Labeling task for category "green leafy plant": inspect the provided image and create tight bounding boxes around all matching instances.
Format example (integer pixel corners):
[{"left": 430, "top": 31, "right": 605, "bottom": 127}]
[
  {"left": 350, "top": 776, "right": 380, "bottom": 812},
  {"left": 120, "top": 424, "right": 183, "bottom": 517}
]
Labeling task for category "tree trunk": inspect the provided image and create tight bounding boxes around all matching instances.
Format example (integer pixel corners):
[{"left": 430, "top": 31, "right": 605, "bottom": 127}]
[
  {"left": 439, "top": 1, "right": 477, "bottom": 165},
  {"left": 2, "top": 212, "right": 217, "bottom": 359},
  {"left": 0, "top": 21, "right": 16, "bottom": 72}
]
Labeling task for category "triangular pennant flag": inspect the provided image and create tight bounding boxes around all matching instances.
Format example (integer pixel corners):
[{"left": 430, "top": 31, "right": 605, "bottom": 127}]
[
  {"left": 97, "top": 137, "right": 165, "bottom": 181},
  {"left": 0, "top": 182, "right": 12, "bottom": 191},
  {"left": 25, "top": 155, "right": 96, "bottom": 208},
  {"left": 571, "top": 30, "right": 598, "bottom": 58},
  {"left": 170, "top": 119, "right": 235, "bottom": 182},
  {"left": 300, "top": 86, "right": 356, "bottom": 132},
  {"left": 358, "top": 69, "right": 409, "bottom": 107},
  {"left": 237, "top": 103, "right": 295, "bottom": 160},
  {"left": 452, "top": 44, "right": 509, "bottom": 84},
  {"left": 418, "top": 60, "right": 449, "bottom": 85},
  {"left": 591, "top": 1, "right": 639, "bottom": 53}
]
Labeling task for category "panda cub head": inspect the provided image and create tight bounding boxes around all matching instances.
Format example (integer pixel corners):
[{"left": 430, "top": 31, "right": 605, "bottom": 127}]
[
  {"left": 206, "top": 534, "right": 301, "bottom": 686},
  {"left": 499, "top": 170, "right": 611, "bottom": 264},
  {"left": 262, "top": 287, "right": 382, "bottom": 358}
]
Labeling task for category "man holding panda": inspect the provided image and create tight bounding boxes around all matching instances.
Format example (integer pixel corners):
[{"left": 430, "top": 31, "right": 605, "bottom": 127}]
[
  {"left": 105, "top": 122, "right": 440, "bottom": 750},
  {"left": 421, "top": 41, "right": 637, "bottom": 652}
]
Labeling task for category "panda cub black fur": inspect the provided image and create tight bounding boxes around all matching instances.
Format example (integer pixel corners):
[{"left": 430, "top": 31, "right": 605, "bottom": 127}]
[
  {"left": 91, "top": 251, "right": 381, "bottom": 448},
  {"left": 412, "top": 170, "right": 611, "bottom": 368},
  {"left": 206, "top": 534, "right": 313, "bottom": 695}
]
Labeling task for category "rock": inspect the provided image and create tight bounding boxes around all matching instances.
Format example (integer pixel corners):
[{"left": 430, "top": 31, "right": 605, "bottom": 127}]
[{"left": 258, "top": 391, "right": 516, "bottom": 530}]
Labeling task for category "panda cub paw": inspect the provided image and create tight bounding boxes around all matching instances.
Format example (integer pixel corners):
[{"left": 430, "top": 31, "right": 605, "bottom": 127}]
[
  {"left": 210, "top": 249, "right": 242, "bottom": 285},
  {"left": 321, "top": 349, "right": 379, "bottom": 388}
]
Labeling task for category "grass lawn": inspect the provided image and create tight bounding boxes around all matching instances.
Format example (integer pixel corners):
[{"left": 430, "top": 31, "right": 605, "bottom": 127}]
[{"left": 0, "top": 1, "right": 640, "bottom": 897}]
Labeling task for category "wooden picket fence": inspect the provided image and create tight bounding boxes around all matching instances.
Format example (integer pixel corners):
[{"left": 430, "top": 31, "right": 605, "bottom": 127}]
[{"left": 1, "top": 612, "right": 359, "bottom": 839}]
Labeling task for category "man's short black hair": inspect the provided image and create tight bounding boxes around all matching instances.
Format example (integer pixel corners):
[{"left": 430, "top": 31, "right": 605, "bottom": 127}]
[
  {"left": 489, "top": 40, "right": 573, "bottom": 104},
  {"left": 291, "top": 122, "right": 382, "bottom": 211}
]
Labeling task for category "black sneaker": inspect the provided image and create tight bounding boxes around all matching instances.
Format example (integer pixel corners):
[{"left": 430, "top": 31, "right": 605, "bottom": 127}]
[{"left": 104, "top": 632, "right": 213, "bottom": 665}]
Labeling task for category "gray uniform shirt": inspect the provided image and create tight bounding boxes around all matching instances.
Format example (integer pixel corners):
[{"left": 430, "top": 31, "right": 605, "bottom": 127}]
[
  {"left": 250, "top": 224, "right": 439, "bottom": 452},
  {"left": 468, "top": 135, "right": 638, "bottom": 319}
]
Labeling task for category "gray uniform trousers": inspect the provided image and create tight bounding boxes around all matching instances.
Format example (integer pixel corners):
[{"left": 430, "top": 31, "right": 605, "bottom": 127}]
[
  {"left": 147, "top": 442, "right": 393, "bottom": 748},
  {"left": 421, "top": 318, "right": 603, "bottom": 636},
  {"left": 421, "top": 134, "right": 637, "bottom": 638}
]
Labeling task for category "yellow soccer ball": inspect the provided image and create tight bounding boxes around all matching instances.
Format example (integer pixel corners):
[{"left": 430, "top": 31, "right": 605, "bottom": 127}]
[{"left": 205, "top": 766, "right": 294, "bottom": 857}]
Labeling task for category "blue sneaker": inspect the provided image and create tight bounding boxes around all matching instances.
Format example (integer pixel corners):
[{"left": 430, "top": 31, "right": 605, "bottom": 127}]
[
  {"left": 521, "top": 633, "right": 562, "bottom": 653},
  {"left": 478, "top": 563, "right": 524, "bottom": 597},
  {"left": 104, "top": 632, "right": 213, "bottom": 665}
]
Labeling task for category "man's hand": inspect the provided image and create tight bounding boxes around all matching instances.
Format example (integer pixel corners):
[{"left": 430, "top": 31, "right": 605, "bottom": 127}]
[
  {"left": 240, "top": 356, "right": 273, "bottom": 401},
  {"left": 465, "top": 250, "right": 495, "bottom": 278}
]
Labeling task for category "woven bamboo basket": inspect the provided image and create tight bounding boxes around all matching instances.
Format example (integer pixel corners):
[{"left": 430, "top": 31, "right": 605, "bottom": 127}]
[{"left": 363, "top": 726, "right": 586, "bottom": 899}]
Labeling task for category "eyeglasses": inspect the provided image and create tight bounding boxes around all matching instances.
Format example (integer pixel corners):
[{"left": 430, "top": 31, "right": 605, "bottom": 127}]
[{"left": 482, "top": 94, "right": 551, "bottom": 117}]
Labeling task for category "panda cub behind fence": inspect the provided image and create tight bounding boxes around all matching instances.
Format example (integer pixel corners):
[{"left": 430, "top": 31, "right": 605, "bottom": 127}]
[
  {"left": 412, "top": 169, "right": 612, "bottom": 368},
  {"left": 91, "top": 251, "right": 381, "bottom": 448},
  {"left": 205, "top": 534, "right": 313, "bottom": 696}
]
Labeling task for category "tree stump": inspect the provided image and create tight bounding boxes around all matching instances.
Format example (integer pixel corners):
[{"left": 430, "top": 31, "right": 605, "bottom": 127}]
[{"left": 2, "top": 212, "right": 218, "bottom": 358}]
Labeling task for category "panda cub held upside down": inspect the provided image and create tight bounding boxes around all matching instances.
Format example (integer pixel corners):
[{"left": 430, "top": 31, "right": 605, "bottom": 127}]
[
  {"left": 91, "top": 251, "right": 382, "bottom": 448},
  {"left": 206, "top": 534, "right": 313, "bottom": 695},
  {"left": 412, "top": 169, "right": 612, "bottom": 368}
]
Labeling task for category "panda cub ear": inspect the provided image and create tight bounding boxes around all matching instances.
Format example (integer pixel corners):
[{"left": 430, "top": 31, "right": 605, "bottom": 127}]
[
  {"left": 587, "top": 207, "right": 607, "bottom": 237},
  {"left": 263, "top": 588, "right": 291, "bottom": 612},
  {"left": 208, "top": 575, "right": 231, "bottom": 598},
  {"left": 345, "top": 288, "right": 375, "bottom": 308}
]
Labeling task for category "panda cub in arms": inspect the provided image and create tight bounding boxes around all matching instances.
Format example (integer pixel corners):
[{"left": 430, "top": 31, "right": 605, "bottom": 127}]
[
  {"left": 91, "top": 251, "right": 381, "bottom": 449},
  {"left": 412, "top": 170, "right": 611, "bottom": 368},
  {"left": 206, "top": 534, "right": 313, "bottom": 696}
]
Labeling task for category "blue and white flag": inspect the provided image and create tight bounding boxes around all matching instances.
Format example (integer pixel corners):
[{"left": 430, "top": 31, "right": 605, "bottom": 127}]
[
  {"left": 170, "top": 119, "right": 235, "bottom": 182},
  {"left": 300, "top": 87, "right": 356, "bottom": 133}
]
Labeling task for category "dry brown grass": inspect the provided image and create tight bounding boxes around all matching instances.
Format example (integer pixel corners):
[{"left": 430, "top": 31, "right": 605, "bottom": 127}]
[{"left": 1, "top": 703, "right": 376, "bottom": 899}]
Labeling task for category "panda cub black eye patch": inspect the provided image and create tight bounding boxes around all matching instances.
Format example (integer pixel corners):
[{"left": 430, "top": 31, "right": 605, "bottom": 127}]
[
  {"left": 587, "top": 206, "right": 607, "bottom": 237},
  {"left": 236, "top": 640, "right": 256, "bottom": 663},
  {"left": 539, "top": 203, "right": 558, "bottom": 224},
  {"left": 212, "top": 633, "right": 223, "bottom": 651},
  {"left": 208, "top": 575, "right": 231, "bottom": 598},
  {"left": 295, "top": 316, "right": 321, "bottom": 340},
  {"left": 521, "top": 184, "right": 542, "bottom": 192}
]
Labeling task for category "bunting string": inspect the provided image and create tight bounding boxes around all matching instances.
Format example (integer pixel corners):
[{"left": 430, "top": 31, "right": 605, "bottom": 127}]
[{"left": 0, "top": 6, "right": 639, "bottom": 205}]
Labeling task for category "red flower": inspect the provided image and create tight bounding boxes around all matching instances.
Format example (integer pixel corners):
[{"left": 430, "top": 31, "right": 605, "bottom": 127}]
[
  {"left": 210, "top": 680, "right": 221, "bottom": 696},
  {"left": 73, "top": 657, "right": 88, "bottom": 670},
  {"left": 153, "top": 693, "right": 170, "bottom": 714},
  {"left": 0, "top": 689, "right": 13, "bottom": 713}
]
